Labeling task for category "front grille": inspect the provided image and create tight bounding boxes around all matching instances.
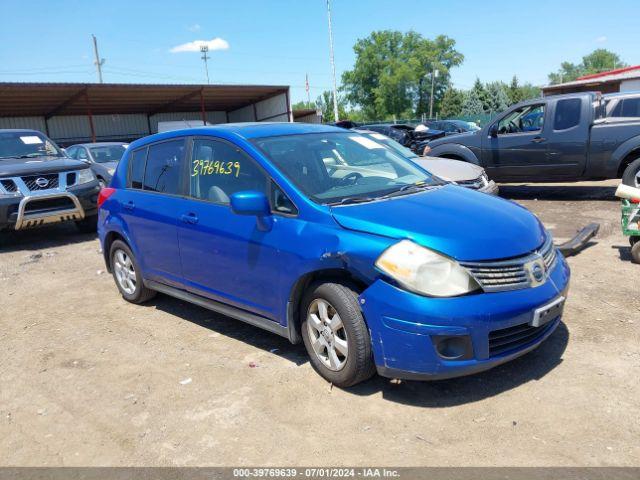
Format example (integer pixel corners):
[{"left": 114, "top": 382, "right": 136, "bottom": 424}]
[
  {"left": 489, "top": 319, "right": 556, "bottom": 357},
  {"left": 1, "top": 179, "right": 18, "bottom": 192},
  {"left": 461, "top": 236, "right": 557, "bottom": 292},
  {"left": 456, "top": 176, "right": 486, "bottom": 190},
  {"left": 22, "top": 174, "right": 59, "bottom": 191}
]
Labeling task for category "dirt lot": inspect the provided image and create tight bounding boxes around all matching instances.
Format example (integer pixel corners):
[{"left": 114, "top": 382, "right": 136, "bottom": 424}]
[{"left": 1, "top": 179, "right": 639, "bottom": 467}]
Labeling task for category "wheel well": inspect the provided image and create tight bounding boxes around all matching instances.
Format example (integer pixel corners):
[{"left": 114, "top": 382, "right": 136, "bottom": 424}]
[
  {"left": 618, "top": 149, "right": 640, "bottom": 177},
  {"left": 287, "top": 269, "right": 368, "bottom": 344},
  {"left": 103, "top": 231, "right": 126, "bottom": 272}
]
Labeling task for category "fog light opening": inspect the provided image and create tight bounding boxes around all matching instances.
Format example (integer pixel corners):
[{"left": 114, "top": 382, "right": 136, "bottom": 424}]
[{"left": 434, "top": 335, "right": 472, "bottom": 360}]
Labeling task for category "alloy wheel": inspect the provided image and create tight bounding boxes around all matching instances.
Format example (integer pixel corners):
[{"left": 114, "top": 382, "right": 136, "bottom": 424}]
[
  {"left": 113, "top": 249, "right": 137, "bottom": 295},
  {"left": 306, "top": 298, "right": 349, "bottom": 371}
]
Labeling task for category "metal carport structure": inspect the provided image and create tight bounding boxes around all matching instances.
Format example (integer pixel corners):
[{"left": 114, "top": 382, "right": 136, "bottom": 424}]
[{"left": 0, "top": 82, "right": 292, "bottom": 145}]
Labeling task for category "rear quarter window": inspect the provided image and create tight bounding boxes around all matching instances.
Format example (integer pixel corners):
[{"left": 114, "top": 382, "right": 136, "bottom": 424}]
[
  {"left": 128, "top": 148, "right": 147, "bottom": 189},
  {"left": 554, "top": 98, "right": 581, "bottom": 130}
]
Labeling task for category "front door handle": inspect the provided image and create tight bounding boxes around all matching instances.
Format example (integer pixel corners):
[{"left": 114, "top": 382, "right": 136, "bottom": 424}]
[
  {"left": 123, "top": 201, "right": 135, "bottom": 211},
  {"left": 531, "top": 136, "right": 546, "bottom": 143},
  {"left": 180, "top": 213, "right": 199, "bottom": 225}
]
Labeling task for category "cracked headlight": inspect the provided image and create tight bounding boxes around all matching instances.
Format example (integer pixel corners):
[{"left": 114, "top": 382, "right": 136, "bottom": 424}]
[
  {"left": 375, "top": 240, "right": 480, "bottom": 297},
  {"left": 76, "top": 168, "right": 96, "bottom": 185}
]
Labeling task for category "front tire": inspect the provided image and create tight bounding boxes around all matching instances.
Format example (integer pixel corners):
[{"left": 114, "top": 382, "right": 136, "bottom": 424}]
[
  {"left": 622, "top": 158, "right": 640, "bottom": 187},
  {"left": 301, "top": 282, "right": 375, "bottom": 387},
  {"left": 631, "top": 241, "right": 640, "bottom": 264},
  {"left": 109, "top": 240, "right": 156, "bottom": 304}
]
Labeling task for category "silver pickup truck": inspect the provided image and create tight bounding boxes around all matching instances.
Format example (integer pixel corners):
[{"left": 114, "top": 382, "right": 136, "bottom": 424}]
[{"left": 426, "top": 92, "right": 640, "bottom": 187}]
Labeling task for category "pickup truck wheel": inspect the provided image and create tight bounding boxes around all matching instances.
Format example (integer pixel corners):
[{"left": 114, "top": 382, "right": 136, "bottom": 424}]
[
  {"left": 109, "top": 240, "right": 156, "bottom": 304},
  {"left": 301, "top": 282, "right": 375, "bottom": 387},
  {"left": 621, "top": 158, "right": 640, "bottom": 187},
  {"left": 631, "top": 241, "right": 640, "bottom": 264}
]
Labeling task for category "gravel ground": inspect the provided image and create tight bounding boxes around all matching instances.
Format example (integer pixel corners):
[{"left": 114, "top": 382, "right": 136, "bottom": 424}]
[{"left": 1, "top": 179, "right": 638, "bottom": 466}]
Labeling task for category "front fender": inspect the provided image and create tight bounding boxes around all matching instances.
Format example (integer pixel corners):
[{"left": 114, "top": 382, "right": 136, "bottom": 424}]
[{"left": 429, "top": 143, "right": 480, "bottom": 165}]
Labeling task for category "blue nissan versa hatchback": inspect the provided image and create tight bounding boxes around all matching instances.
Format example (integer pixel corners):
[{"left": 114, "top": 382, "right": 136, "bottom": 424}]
[{"left": 98, "top": 123, "right": 570, "bottom": 387}]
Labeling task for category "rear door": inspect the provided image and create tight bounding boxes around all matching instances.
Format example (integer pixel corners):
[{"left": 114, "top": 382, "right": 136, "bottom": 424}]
[
  {"left": 482, "top": 103, "right": 549, "bottom": 179},
  {"left": 119, "top": 139, "right": 186, "bottom": 287},
  {"left": 544, "top": 97, "right": 590, "bottom": 177}
]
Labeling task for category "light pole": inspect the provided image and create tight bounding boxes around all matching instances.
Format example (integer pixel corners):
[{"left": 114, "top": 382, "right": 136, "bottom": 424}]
[
  {"left": 200, "top": 45, "right": 210, "bottom": 84},
  {"left": 326, "top": 0, "right": 340, "bottom": 122},
  {"left": 429, "top": 68, "right": 439, "bottom": 119}
]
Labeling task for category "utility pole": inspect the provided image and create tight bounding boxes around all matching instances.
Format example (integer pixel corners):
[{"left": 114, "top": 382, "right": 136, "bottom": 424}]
[
  {"left": 429, "top": 68, "right": 439, "bottom": 119},
  {"left": 200, "top": 45, "right": 211, "bottom": 84},
  {"left": 305, "top": 73, "right": 311, "bottom": 108},
  {"left": 91, "top": 34, "right": 105, "bottom": 83},
  {"left": 326, "top": 0, "right": 340, "bottom": 122}
]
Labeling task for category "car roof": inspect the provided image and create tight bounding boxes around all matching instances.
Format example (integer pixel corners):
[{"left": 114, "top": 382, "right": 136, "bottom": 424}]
[
  {"left": 0, "top": 129, "right": 43, "bottom": 135},
  {"left": 127, "top": 122, "right": 345, "bottom": 150},
  {"left": 70, "top": 142, "right": 128, "bottom": 147}
]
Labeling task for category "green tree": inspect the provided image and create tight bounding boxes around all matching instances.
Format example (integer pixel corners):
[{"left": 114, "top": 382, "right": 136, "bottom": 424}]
[
  {"left": 341, "top": 30, "right": 463, "bottom": 119},
  {"left": 292, "top": 100, "right": 315, "bottom": 111},
  {"left": 461, "top": 88, "right": 485, "bottom": 116},
  {"left": 485, "top": 81, "right": 510, "bottom": 114},
  {"left": 548, "top": 49, "right": 627, "bottom": 84},
  {"left": 315, "top": 90, "right": 346, "bottom": 123},
  {"left": 439, "top": 87, "right": 464, "bottom": 118},
  {"left": 508, "top": 76, "right": 541, "bottom": 105}
]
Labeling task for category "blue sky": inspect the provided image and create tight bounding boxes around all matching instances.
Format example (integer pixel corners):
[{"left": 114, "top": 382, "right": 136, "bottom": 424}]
[{"left": 1, "top": 0, "right": 639, "bottom": 103}]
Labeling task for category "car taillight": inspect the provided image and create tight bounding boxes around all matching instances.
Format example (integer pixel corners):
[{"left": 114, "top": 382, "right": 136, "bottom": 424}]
[{"left": 97, "top": 187, "right": 116, "bottom": 208}]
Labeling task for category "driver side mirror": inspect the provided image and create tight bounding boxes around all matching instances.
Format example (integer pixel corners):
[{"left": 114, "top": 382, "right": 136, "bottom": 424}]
[{"left": 489, "top": 124, "right": 499, "bottom": 138}]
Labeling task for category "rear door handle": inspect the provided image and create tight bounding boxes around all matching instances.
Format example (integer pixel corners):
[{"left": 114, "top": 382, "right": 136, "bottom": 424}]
[
  {"left": 531, "top": 136, "right": 546, "bottom": 143},
  {"left": 180, "top": 213, "right": 199, "bottom": 225},
  {"left": 123, "top": 201, "right": 135, "bottom": 211}
]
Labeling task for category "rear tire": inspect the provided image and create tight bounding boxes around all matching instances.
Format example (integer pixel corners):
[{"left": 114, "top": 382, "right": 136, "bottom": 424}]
[
  {"left": 301, "top": 282, "right": 375, "bottom": 387},
  {"left": 621, "top": 158, "right": 640, "bottom": 187},
  {"left": 75, "top": 215, "right": 97, "bottom": 233},
  {"left": 109, "top": 240, "right": 156, "bottom": 304}
]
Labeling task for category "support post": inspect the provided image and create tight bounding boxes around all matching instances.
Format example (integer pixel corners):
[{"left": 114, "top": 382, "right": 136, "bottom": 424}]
[
  {"left": 84, "top": 92, "right": 96, "bottom": 143},
  {"left": 199, "top": 88, "right": 207, "bottom": 124}
]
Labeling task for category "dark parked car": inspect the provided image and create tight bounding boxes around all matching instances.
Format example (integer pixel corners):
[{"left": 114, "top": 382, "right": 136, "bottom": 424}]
[
  {"left": 361, "top": 123, "right": 445, "bottom": 154},
  {"left": 66, "top": 142, "right": 129, "bottom": 187},
  {"left": 424, "top": 120, "right": 481, "bottom": 135},
  {"left": 0, "top": 129, "right": 100, "bottom": 233},
  {"left": 66, "top": 142, "right": 128, "bottom": 187},
  {"left": 426, "top": 92, "right": 640, "bottom": 186}
]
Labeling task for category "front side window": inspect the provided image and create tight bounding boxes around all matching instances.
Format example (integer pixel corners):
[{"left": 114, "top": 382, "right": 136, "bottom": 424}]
[
  {"left": 143, "top": 140, "right": 185, "bottom": 194},
  {"left": 496, "top": 104, "right": 545, "bottom": 134},
  {"left": 0, "top": 131, "right": 63, "bottom": 160},
  {"left": 253, "top": 132, "right": 439, "bottom": 205},
  {"left": 76, "top": 148, "right": 89, "bottom": 160},
  {"left": 554, "top": 98, "right": 582, "bottom": 130},
  {"left": 189, "top": 138, "right": 267, "bottom": 204},
  {"left": 610, "top": 98, "right": 640, "bottom": 118}
]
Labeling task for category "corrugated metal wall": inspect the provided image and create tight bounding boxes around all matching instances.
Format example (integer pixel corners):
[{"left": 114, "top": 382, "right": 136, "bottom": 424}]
[
  {"left": 0, "top": 90, "right": 291, "bottom": 145},
  {"left": 294, "top": 113, "right": 322, "bottom": 124}
]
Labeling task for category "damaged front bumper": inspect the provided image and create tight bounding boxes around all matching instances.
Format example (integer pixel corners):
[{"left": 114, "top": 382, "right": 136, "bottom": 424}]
[{"left": 358, "top": 253, "right": 570, "bottom": 380}]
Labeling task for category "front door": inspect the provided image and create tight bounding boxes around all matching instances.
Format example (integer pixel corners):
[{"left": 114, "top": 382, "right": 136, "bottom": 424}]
[
  {"left": 177, "top": 137, "right": 296, "bottom": 321},
  {"left": 482, "top": 103, "right": 549, "bottom": 180}
]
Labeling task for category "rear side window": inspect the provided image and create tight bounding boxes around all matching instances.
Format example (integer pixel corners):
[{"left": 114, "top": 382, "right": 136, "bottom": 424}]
[
  {"left": 128, "top": 148, "right": 146, "bottom": 189},
  {"left": 554, "top": 99, "right": 581, "bottom": 130},
  {"left": 189, "top": 138, "right": 267, "bottom": 205},
  {"left": 143, "top": 140, "right": 185, "bottom": 194}
]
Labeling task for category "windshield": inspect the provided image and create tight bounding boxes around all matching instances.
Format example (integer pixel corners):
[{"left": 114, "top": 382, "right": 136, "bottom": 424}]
[
  {"left": 0, "top": 131, "right": 63, "bottom": 159},
  {"left": 89, "top": 145, "right": 126, "bottom": 163},
  {"left": 253, "top": 132, "right": 440, "bottom": 205}
]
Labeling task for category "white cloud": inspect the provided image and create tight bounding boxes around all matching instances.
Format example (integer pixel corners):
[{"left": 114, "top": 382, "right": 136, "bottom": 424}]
[
  {"left": 169, "top": 37, "right": 229, "bottom": 53},
  {"left": 595, "top": 35, "right": 607, "bottom": 43},
  {"left": 188, "top": 23, "right": 201, "bottom": 32}
]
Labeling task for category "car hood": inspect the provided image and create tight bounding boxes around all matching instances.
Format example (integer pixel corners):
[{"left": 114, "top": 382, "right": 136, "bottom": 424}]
[
  {"left": 95, "top": 161, "right": 118, "bottom": 170},
  {"left": 330, "top": 184, "right": 545, "bottom": 261},
  {"left": 413, "top": 156, "right": 483, "bottom": 182},
  {"left": 0, "top": 156, "right": 88, "bottom": 176}
]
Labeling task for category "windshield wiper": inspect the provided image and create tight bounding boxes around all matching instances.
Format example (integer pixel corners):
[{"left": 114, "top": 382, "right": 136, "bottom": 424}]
[
  {"left": 328, "top": 196, "right": 377, "bottom": 206},
  {"left": 377, "top": 182, "right": 435, "bottom": 200}
]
